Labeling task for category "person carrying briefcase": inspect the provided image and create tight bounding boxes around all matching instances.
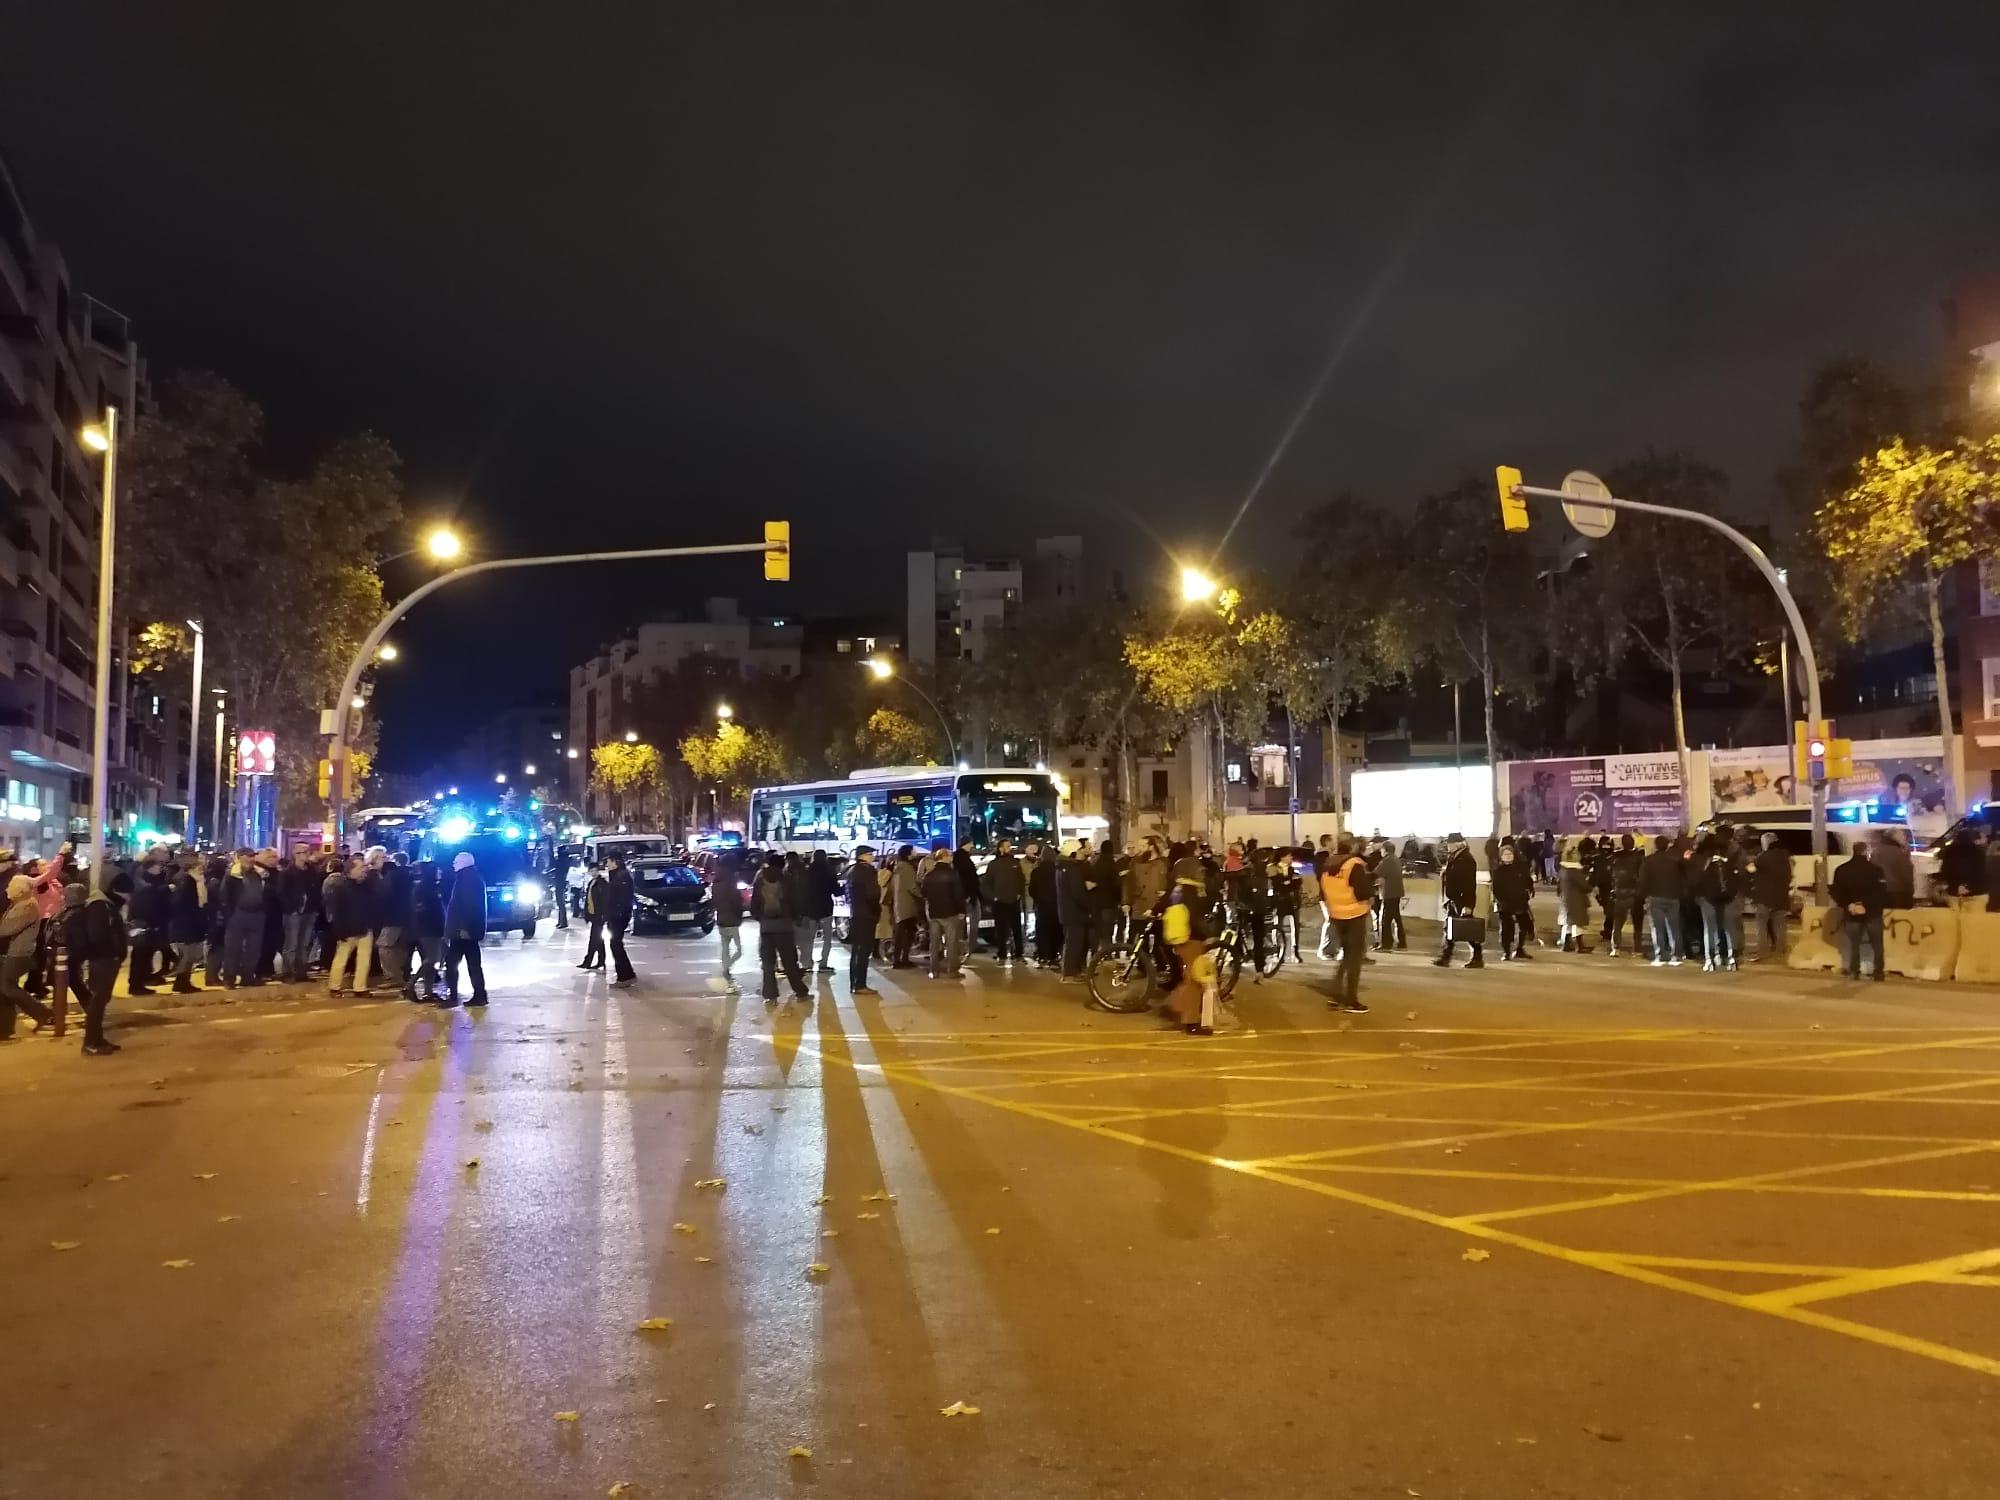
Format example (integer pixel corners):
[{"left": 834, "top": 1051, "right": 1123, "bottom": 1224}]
[{"left": 1433, "top": 833, "right": 1486, "bottom": 970}]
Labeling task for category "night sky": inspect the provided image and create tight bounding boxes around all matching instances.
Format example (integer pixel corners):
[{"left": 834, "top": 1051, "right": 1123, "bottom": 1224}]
[{"left": 5, "top": 4, "right": 1997, "bottom": 770}]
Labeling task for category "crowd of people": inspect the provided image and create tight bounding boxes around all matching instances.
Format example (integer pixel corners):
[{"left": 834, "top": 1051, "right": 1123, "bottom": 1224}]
[{"left": 0, "top": 840, "right": 502, "bottom": 1058}]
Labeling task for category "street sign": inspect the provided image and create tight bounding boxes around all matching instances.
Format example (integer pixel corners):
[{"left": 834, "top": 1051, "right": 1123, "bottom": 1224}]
[
  {"left": 1559, "top": 470, "right": 1616, "bottom": 539},
  {"left": 237, "top": 730, "right": 276, "bottom": 776},
  {"left": 1494, "top": 465, "right": 1528, "bottom": 532}
]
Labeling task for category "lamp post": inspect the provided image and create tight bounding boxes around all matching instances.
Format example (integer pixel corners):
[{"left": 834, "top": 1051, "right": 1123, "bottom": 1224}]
[
  {"left": 326, "top": 534, "right": 781, "bottom": 843},
  {"left": 185, "top": 619, "right": 204, "bottom": 842},
  {"left": 210, "top": 690, "right": 226, "bottom": 849},
  {"left": 863, "top": 657, "right": 958, "bottom": 765},
  {"left": 79, "top": 411, "right": 118, "bottom": 881}
]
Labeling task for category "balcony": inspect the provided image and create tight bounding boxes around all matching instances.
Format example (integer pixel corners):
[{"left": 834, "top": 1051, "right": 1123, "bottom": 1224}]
[{"left": 0, "top": 592, "right": 37, "bottom": 641}]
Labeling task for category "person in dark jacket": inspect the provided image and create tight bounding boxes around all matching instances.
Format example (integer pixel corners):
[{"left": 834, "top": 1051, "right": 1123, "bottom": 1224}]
[
  {"left": 985, "top": 839, "right": 1025, "bottom": 962},
  {"left": 124, "top": 854, "right": 171, "bottom": 996},
  {"left": 805, "top": 849, "right": 839, "bottom": 974},
  {"left": 551, "top": 842, "right": 572, "bottom": 930},
  {"left": 277, "top": 847, "right": 314, "bottom": 980},
  {"left": 1489, "top": 842, "right": 1534, "bottom": 961},
  {"left": 952, "top": 840, "right": 982, "bottom": 955},
  {"left": 375, "top": 852, "right": 415, "bottom": 996},
  {"left": 1638, "top": 835, "right": 1686, "bottom": 965},
  {"left": 577, "top": 862, "right": 609, "bottom": 971},
  {"left": 605, "top": 853, "right": 637, "bottom": 986},
  {"left": 846, "top": 845, "right": 882, "bottom": 993},
  {"left": 220, "top": 852, "right": 275, "bottom": 989},
  {"left": 1434, "top": 834, "right": 1484, "bottom": 969},
  {"left": 167, "top": 850, "right": 208, "bottom": 993},
  {"left": 1938, "top": 828, "right": 1986, "bottom": 900},
  {"left": 258, "top": 849, "right": 286, "bottom": 980},
  {"left": 1055, "top": 842, "right": 1094, "bottom": 980},
  {"left": 1373, "top": 842, "right": 1406, "bottom": 951},
  {"left": 1027, "top": 841, "right": 1062, "bottom": 969},
  {"left": 441, "top": 850, "right": 489, "bottom": 1006},
  {"left": 921, "top": 840, "right": 966, "bottom": 978},
  {"left": 1692, "top": 835, "right": 1739, "bottom": 971},
  {"left": 1750, "top": 831, "right": 1793, "bottom": 960},
  {"left": 750, "top": 850, "right": 809, "bottom": 1003},
  {"left": 67, "top": 874, "right": 128, "bottom": 1055},
  {"left": 203, "top": 855, "right": 230, "bottom": 986},
  {"left": 1590, "top": 837, "right": 1617, "bottom": 945},
  {"left": 409, "top": 861, "right": 445, "bottom": 1002},
  {"left": 1608, "top": 834, "right": 1644, "bottom": 957},
  {"left": 324, "top": 855, "right": 374, "bottom": 996},
  {"left": 1830, "top": 842, "right": 1887, "bottom": 981},
  {"left": 712, "top": 854, "right": 746, "bottom": 993},
  {"left": 1874, "top": 829, "right": 1916, "bottom": 910}
]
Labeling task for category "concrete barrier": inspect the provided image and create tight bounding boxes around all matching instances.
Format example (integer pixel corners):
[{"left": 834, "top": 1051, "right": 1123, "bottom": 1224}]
[
  {"left": 1951, "top": 901, "right": 2000, "bottom": 983},
  {"left": 1787, "top": 907, "right": 1844, "bottom": 974},
  {"left": 1792, "top": 905, "right": 1962, "bottom": 980}
]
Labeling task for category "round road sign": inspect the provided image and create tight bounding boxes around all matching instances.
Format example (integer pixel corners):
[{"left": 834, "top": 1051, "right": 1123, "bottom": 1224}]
[{"left": 1560, "top": 469, "right": 1616, "bottom": 539}]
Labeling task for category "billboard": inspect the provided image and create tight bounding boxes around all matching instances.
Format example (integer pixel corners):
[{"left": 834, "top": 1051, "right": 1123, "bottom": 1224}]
[
  {"left": 1706, "top": 746, "right": 1796, "bottom": 813},
  {"left": 1706, "top": 737, "right": 1947, "bottom": 835},
  {"left": 1507, "top": 753, "right": 1685, "bottom": 836}
]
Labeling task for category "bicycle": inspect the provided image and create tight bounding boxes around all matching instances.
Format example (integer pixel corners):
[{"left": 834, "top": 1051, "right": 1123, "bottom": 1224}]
[{"left": 1086, "top": 913, "right": 1168, "bottom": 1013}]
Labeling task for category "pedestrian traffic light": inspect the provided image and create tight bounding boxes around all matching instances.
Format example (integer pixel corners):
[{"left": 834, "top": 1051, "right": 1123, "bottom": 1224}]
[
  {"left": 1806, "top": 734, "right": 1829, "bottom": 787},
  {"left": 763, "top": 520, "right": 791, "bottom": 581},
  {"left": 1495, "top": 465, "right": 1529, "bottom": 533}
]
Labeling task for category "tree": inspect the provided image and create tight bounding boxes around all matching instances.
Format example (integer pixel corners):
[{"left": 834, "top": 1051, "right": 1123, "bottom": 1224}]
[
  {"left": 120, "top": 372, "right": 403, "bottom": 824},
  {"left": 679, "top": 721, "right": 789, "bottom": 828},
  {"left": 591, "top": 740, "right": 664, "bottom": 828},
  {"left": 1817, "top": 435, "right": 2000, "bottom": 812},
  {"left": 854, "top": 707, "right": 937, "bottom": 765},
  {"left": 1594, "top": 450, "right": 1762, "bottom": 799},
  {"left": 1287, "top": 495, "right": 1417, "bottom": 831},
  {"left": 1125, "top": 588, "right": 1270, "bottom": 842},
  {"left": 1407, "top": 478, "right": 1548, "bottom": 833}
]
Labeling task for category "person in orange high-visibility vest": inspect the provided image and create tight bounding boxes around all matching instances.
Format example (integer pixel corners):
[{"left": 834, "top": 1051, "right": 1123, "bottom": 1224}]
[{"left": 1318, "top": 840, "right": 1373, "bottom": 1016}]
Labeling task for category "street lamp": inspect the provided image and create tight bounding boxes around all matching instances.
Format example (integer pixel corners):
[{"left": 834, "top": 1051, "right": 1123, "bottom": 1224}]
[
  {"left": 566, "top": 747, "right": 579, "bottom": 760},
  {"left": 716, "top": 702, "right": 733, "bottom": 721},
  {"left": 80, "top": 410, "right": 118, "bottom": 882},
  {"left": 861, "top": 657, "right": 958, "bottom": 765},
  {"left": 523, "top": 762, "right": 537, "bottom": 776},
  {"left": 376, "top": 642, "right": 399, "bottom": 662},
  {"left": 624, "top": 730, "right": 639, "bottom": 743},
  {"left": 1179, "top": 565, "right": 1219, "bottom": 604},
  {"left": 495, "top": 771, "right": 508, "bottom": 784},
  {"left": 185, "top": 619, "right": 204, "bottom": 842},
  {"left": 211, "top": 688, "right": 227, "bottom": 850},
  {"left": 424, "top": 526, "right": 463, "bottom": 561}
]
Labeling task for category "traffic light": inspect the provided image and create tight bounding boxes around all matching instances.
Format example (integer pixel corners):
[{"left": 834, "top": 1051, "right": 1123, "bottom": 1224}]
[
  {"left": 1794, "top": 719, "right": 1848, "bottom": 786},
  {"left": 763, "top": 520, "right": 791, "bottom": 581},
  {"left": 1495, "top": 465, "right": 1529, "bottom": 533},
  {"left": 1806, "top": 733, "right": 1829, "bottom": 787}
]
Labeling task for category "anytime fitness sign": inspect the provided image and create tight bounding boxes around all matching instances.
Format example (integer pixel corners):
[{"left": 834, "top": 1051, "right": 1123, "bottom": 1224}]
[{"left": 1507, "top": 752, "right": 1684, "bottom": 836}]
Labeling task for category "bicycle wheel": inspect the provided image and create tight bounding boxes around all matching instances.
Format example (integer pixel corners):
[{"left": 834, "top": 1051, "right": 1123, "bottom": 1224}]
[
  {"left": 1086, "top": 941, "right": 1157, "bottom": 1013},
  {"left": 1255, "top": 919, "right": 1286, "bottom": 978},
  {"left": 1216, "top": 940, "right": 1243, "bottom": 1002}
]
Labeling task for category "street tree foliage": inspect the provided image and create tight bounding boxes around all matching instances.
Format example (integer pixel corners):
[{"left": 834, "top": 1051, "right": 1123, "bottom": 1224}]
[
  {"left": 1286, "top": 494, "right": 1418, "bottom": 827},
  {"left": 1406, "top": 477, "right": 1546, "bottom": 832},
  {"left": 854, "top": 707, "right": 937, "bottom": 765},
  {"left": 1593, "top": 450, "right": 1762, "bottom": 791},
  {"left": 1817, "top": 435, "right": 2000, "bottom": 810},
  {"left": 590, "top": 740, "right": 664, "bottom": 825},
  {"left": 120, "top": 372, "right": 402, "bottom": 822},
  {"left": 679, "top": 720, "right": 789, "bottom": 826}
]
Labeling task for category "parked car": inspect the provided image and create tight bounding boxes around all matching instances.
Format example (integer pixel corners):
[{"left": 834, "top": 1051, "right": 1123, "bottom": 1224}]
[{"left": 629, "top": 856, "right": 716, "bottom": 935}]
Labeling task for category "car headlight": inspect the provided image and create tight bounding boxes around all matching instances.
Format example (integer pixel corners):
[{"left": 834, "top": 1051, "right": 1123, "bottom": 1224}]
[{"left": 516, "top": 880, "right": 543, "bottom": 905}]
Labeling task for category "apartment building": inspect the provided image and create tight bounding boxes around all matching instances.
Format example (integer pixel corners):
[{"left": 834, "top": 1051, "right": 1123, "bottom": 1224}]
[{"left": 0, "top": 152, "right": 164, "bottom": 856}]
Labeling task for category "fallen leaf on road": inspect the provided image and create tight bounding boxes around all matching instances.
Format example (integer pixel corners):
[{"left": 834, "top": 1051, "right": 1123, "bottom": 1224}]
[
  {"left": 771, "top": 1104, "right": 788, "bottom": 1112},
  {"left": 385, "top": 1119, "right": 404, "bottom": 1127},
  {"left": 474, "top": 1120, "right": 494, "bottom": 1132},
  {"left": 939, "top": 1400, "right": 981, "bottom": 1417},
  {"left": 703, "top": 1402, "right": 716, "bottom": 1411},
  {"left": 102, "top": 1173, "right": 128, "bottom": 1182},
  {"left": 788, "top": 1445, "right": 812, "bottom": 1460},
  {"left": 608, "top": 1484, "right": 637, "bottom": 1498},
  {"left": 806, "top": 1262, "right": 831, "bottom": 1277},
  {"left": 1396, "top": 1042, "right": 1418, "bottom": 1051},
  {"left": 567, "top": 1080, "right": 584, "bottom": 1091},
  {"left": 216, "top": 1214, "right": 241, "bottom": 1224},
  {"left": 742, "top": 1123, "right": 765, "bottom": 1136},
  {"left": 694, "top": 1178, "right": 725, "bottom": 1190},
  {"left": 1443, "top": 1147, "right": 1464, "bottom": 1156},
  {"left": 162, "top": 1259, "right": 194, "bottom": 1270},
  {"left": 464, "top": 1159, "right": 480, "bottom": 1171},
  {"left": 694, "top": 1256, "right": 713, "bottom": 1264},
  {"left": 1513, "top": 1436, "right": 1537, "bottom": 1445},
  {"left": 673, "top": 1222, "right": 698, "bottom": 1235},
  {"left": 50, "top": 1241, "right": 81, "bottom": 1252},
  {"left": 635, "top": 1317, "right": 674, "bottom": 1331},
  {"left": 861, "top": 1189, "right": 896, "bottom": 1202},
  {"left": 192, "top": 1172, "right": 218, "bottom": 1181},
  {"left": 1809, "top": 1023, "right": 1823, "bottom": 1031},
  {"left": 822, "top": 1229, "right": 840, "bottom": 1238},
  {"left": 856, "top": 1212, "right": 880, "bottom": 1221},
  {"left": 984, "top": 1227, "right": 1001, "bottom": 1236},
  {"left": 1405, "top": 1011, "right": 1418, "bottom": 1020},
  {"left": 813, "top": 1194, "right": 834, "bottom": 1205},
  {"left": 1582, "top": 1424, "right": 1623, "bottom": 1442},
  {"left": 1461, "top": 1248, "right": 1491, "bottom": 1263},
  {"left": 554, "top": 1410, "right": 581, "bottom": 1423}
]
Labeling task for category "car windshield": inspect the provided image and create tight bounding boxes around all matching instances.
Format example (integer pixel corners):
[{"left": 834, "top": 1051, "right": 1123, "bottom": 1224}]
[
  {"left": 458, "top": 835, "right": 532, "bottom": 879},
  {"left": 635, "top": 862, "right": 701, "bottom": 887}
]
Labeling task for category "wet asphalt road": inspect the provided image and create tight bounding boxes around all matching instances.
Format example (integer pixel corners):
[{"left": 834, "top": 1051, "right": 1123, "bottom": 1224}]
[{"left": 4, "top": 923, "right": 2000, "bottom": 1499}]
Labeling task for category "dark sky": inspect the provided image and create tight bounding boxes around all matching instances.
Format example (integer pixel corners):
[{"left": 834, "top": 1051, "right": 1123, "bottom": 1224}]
[{"left": 6, "top": 3, "right": 1997, "bottom": 769}]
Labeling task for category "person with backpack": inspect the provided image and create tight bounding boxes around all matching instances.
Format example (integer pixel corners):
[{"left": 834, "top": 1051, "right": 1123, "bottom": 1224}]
[
  {"left": 66, "top": 874, "right": 128, "bottom": 1056},
  {"left": 751, "top": 850, "right": 810, "bottom": 1005},
  {"left": 1318, "top": 839, "right": 1373, "bottom": 1014}
]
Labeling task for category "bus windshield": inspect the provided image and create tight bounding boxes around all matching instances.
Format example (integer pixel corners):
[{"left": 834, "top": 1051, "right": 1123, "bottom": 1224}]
[{"left": 957, "top": 774, "right": 1059, "bottom": 851}]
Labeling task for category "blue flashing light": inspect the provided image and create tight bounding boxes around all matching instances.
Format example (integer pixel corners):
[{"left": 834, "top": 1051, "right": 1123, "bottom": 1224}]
[
  {"left": 436, "top": 814, "right": 475, "bottom": 844},
  {"left": 485, "top": 805, "right": 499, "bottom": 816},
  {"left": 502, "top": 824, "right": 522, "bottom": 842},
  {"left": 528, "top": 799, "right": 541, "bottom": 811}
]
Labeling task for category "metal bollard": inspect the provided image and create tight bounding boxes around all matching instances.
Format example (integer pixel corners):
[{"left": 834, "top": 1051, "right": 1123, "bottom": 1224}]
[{"left": 50, "top": 949, "right": 68, "bottom": 1038}]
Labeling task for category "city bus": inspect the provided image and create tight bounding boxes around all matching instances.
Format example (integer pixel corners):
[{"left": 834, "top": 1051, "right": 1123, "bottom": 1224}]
[{"left": 747, "top": 767, "right": 1062, "bottom": 855}]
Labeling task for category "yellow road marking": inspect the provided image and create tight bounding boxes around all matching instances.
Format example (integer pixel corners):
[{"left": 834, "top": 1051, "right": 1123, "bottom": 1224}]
[
  {"left": 1750, "top": 1248, "right": 2000, "bottom": 1310},
  {"left": 792, "top": 1028, "right": 2000, "bottom": 1381}
]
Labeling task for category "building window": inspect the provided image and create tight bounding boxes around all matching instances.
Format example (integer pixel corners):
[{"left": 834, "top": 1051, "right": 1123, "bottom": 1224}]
[
  {"left": 1985, "top": 658, "right": 2000, "bottom": 722},
  {"left": 1982, "top": 560, "right": 2000, "bottom": 618},
  {"left": 1149, "top": 769, "right": 1169, "bottom": 805},
  {"left": 836, "top": 639, "right": 851, "bottom": 653},
  {"left": 1226, "top": 761, "right": 1244, "bottom": 784}
]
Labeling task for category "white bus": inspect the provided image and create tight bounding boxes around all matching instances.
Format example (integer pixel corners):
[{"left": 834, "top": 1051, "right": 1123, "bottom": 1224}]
[{"left": 748, "top": 767, "right": 1062, "bottom": 855}]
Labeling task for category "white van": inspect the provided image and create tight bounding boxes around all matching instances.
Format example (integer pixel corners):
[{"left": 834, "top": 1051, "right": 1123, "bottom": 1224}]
[{"left": 1699, "top": 810, "right": 1936, "bottom": 902}]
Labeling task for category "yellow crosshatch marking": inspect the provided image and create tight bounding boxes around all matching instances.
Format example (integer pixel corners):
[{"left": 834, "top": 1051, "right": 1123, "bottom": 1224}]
[{"left": 796, "top": 1019, "right": 2000, "bottom": 1380}]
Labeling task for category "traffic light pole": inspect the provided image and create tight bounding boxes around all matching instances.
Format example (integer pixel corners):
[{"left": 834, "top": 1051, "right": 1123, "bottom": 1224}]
[
  {"left": 326, "top": 538, "right": 782, "bottom": 846},
  {"left": 1510, "top": 482, "right": 1829, "bottom": 901}
]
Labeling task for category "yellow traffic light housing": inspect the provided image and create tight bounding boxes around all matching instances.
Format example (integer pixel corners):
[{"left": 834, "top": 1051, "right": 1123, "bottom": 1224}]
[
  {"left": 764, "top": 520, "right": 791, "bottom": 581},
  {"left": 1496, "top": 465, "right": 1529, "bottom": 533}
]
